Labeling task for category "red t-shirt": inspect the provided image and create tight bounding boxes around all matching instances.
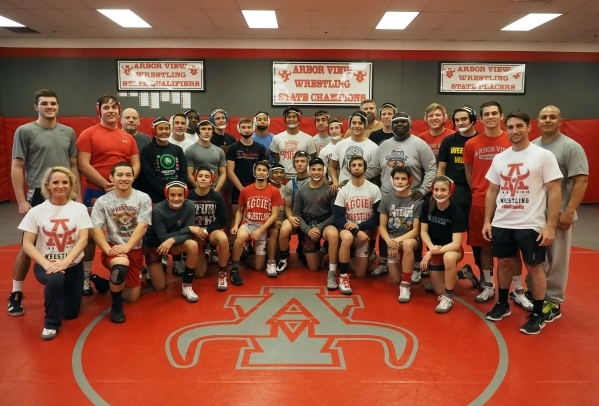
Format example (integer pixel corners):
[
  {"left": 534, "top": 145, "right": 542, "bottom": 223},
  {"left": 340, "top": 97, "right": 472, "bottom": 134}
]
[
  {"left": 463, "top": 131, "right": 511, "bottom": 206},
  {"left": 419, "top": 128, "right": 454, "bottom": 159},
  {"left": 239, "top": 183, "right": 284, "bottom": 225},
  {"left": 76, "top": 124, "right": 139, "bottom": 190}
]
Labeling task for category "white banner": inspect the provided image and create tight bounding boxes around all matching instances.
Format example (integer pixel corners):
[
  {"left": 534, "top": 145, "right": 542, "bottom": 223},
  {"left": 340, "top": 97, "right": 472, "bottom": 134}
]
[
  {"left": 272, "top": 61, "right": 372, "bottom": 106},
  {"left": 440, "top": 63, "right": 526, "bottom": 93},
  {"left": 118, "top": 60, "right": 204, "bottom": 91}
]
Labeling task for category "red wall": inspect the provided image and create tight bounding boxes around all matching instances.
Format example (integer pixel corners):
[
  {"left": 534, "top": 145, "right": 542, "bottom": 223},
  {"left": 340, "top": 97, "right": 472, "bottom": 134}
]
[{"left": 0, "top": 115, "right": 596, "bottom": 202}]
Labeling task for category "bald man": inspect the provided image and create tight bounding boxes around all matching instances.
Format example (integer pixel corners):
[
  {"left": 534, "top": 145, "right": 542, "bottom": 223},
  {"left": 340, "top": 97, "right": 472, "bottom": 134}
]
[{"left": 121, "top": 108, "right": 151, "bottom": 152}]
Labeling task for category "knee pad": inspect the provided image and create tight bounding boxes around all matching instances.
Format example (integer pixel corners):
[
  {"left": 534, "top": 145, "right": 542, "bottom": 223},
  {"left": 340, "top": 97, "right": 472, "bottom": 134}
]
[{"left": 110, "top": 264, "right": 128, "bottom": 285}]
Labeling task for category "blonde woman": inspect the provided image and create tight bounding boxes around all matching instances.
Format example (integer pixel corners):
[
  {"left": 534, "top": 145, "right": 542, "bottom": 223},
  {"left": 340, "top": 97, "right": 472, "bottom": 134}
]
[{"left": 18, "top": 167, "right": 92, "bottom": 340}]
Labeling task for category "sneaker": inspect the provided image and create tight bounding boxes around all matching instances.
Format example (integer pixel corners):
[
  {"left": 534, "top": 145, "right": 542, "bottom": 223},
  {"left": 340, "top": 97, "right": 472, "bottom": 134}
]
[
  {"left": 524, "top": 289, "right": 533, "bottom": 302},
  {"left": 398, "top": 282, "right": 411, "bottom": 303},
  {"left": 210, "top": 250, "right": 220, "bottom": 265},
  {"left": 110, "top": 301, "right": 126, "bottom": 323},
  {"left": 266, "top": 262, "right": 278, "bottom": 278},
  {"left": 542, "top": 301, "right": 561, "bottom": 323},
  {"left": 460, "top": 264, "right": 480, "bottom": 288},
  {"left": 410, "top": 270, "right": 421, "bottom": 285},
  {"left": 420, "top": 270, "right": 429, "bottom": 278},
  {"left": 90, "top": 274, "right": 110, "bottom": 293},
  {"left": 327, "top": 272, "right": 338, "bottom": 290},
  {"left": 230, "top": 269, "right": 243, "bottom": 286},
  {"left": 241, "top": 243, "right": 253, "bottom": 261},
  {"left": 369, "top": 249, "right": 377, "bottom": 264},
  {"left": 370, "top": 262, "right": 388, "bottom": 277},
  {"left": 475, "top": 282, "right": 495, "bottom": 303},
  {"left": 510, "top": 288, "right": 533, "bottom": 312},
  {"left": 275, "top": 258, "right": 288, "bottom": 275},
  {"left": 217, "top": 271, "right": 228, "bottom": 291},
  {"left": 520, "top": 313, "right": 546, "bottom": 335},
  {"left": 172, "top": 260, "right": 185, "bottom": 276},
  {"left": 7, "top": 291, "right": 25, "bottom": 316},
  {"left": 423, "top": 282, "right": 435, "bottom": 293},
  {"left": 41, "top": 328, "right": 57, "bottom": 340},
  {"left": 82, "top": 286, "right": 93, "bottom": 296},
  {"left": 182, "top": 285, "right": 199, "bottom": 303},
  {"left": 145, "top": 271, "right": 152, "bottom": 284},
  {"left": 204, "top": 250, "right": 211, "bottom": 264},
  {"left": 486, "top": 302, "right": 511, "bottom": 321},
  {"left": 435, "top": 295, "right": 453, "bottom": 314},
  {"left": 339, "top": 274, "right": 352, "bottom": 295}
]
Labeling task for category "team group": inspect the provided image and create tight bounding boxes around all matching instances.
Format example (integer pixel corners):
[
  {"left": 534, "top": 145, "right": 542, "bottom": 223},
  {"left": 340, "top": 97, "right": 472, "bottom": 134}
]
[{"left": 8, "top": 90, "right": 588, "bottom": 340}]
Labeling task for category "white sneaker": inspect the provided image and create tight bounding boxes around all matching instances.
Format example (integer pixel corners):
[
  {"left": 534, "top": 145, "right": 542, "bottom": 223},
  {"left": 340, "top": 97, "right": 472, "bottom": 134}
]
[
  {"left": 210, "top": 250, "right": 220, "bottom": 265},
  {"left": 339, "top": 274, "right": 352, "bottom": 295},
  {"left": 475, "top": 282, "right": 495, "bottom": 303},
  {"left": 217, "top": 271, "right": 228, "bottom": 291},
  {"left": 182, "top": 285, "right": 199, "bottom": 303},
  {"left": 510, "top": 288, "right": 533, "bottom": 312},
  {"left": 41, "top": 328, "right": 57, "bottom": 340},
  {"left": 435, "top": 295, "right": 453, "bottom": 314},
  {"left": 398, "top": 282, "right": 411, "bottom": 303},
  {"left": 327, "top": 272, "right": 338, "bottom": 290},
  {"left": 370, "top": 262, "right": 388, "bottom": 277},
  {"left": 172, "top": 260, "right": 185, "bottom": 276},
  {"left": 266, "top": 262, "right": 278, "bottom": 278},
  {"left": 410, "top": 270, "right": 421, "bottom": 285}
]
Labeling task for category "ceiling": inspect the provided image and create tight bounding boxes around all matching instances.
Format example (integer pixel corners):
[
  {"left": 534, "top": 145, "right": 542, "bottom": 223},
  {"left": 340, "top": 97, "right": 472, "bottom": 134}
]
[{"left": 0, "top": 0, "right": 598, "bottom": 44}]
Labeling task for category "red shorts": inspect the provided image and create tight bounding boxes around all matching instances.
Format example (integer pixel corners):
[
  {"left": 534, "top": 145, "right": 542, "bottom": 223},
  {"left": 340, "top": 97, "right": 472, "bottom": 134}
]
[
  {"left": 468, "top": 205, "right": 491, "bottom": 247},
  {"left": 101, "top": 247, "right": 144, "bottom": 288},
  {"left": 428, "top": 247, "right": 465, "bottom": 271}
]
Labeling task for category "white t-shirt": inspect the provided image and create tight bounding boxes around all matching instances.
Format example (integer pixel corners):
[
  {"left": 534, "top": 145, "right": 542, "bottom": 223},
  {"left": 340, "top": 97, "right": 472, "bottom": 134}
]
[
  {"left": 18, "top": 200, "right": 93, "bottom": 265},
  {"left": 185, "top": 132, "right": 199, "bottom": 143},
  {"left": 486, "top": 143, "right": 562, "bottom": 231},
  {"left": 270, "top": 130, "right": 316, "bottom": 178},
  {"left": 319, "top": 141, "right": 337, "bottom": 178},
  {"left": 334, "top": 180, "right": 381, "bottom": 225},
  {"left": 169, "top": 135, "right": 196, "bottom": 152},
  {"left": 331, "top": 137, "right": 379, "bottom": 184}
]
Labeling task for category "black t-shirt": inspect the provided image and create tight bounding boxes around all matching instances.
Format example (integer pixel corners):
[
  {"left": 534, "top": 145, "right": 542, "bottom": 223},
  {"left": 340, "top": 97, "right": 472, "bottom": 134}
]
[
  {"left": 187, "top": 189, "right": 227, "bottom": 232},
  {"left": 369, "top": 128, "right": 393, "bottom": 146},
  {"left": 419, "top": 196, "right": 466, "bottom": 246},
  {"left": 437, "top": 131, "right": 479, "bottom": 188},
  {"left": 226, "top": 140, "right": 267, "bottom": 183},
  {"left": 211, "top": 132, "right": 237, "bottom": 155}
]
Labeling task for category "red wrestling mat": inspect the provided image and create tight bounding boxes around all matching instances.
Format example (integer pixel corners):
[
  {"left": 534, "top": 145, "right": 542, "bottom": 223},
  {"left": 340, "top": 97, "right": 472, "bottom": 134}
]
[{"left": 1, "top": 243, "right": 599, "bottom": 405}]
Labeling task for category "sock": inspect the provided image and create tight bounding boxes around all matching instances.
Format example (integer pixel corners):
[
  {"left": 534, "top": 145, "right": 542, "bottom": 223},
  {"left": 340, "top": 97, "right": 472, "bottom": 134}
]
[
  {"left": 339, "top": 262, "right": 349, "bottom": 275},
  {"left": 498, "top": 288, "right": 509, "bottom": 304},
  {"left": 483, "top": 269, "right": 492, "bottom": 284},
  {"left": 329, "top": 263, "right": 337, "bottom": 273},
  {"left": 183, "top": 267, "right": 195, "bottom": 284},
  {"left": 444, "top": 288, "right": 454, "bottom": 298},
  {"left": 219, "top": 266, "right": 227, "bottom": 274},
  {"left": 402, "top": 272, "right": 411, "bottom": 283},
  {"left": 12, "top": 280, "right": 23, "bottom": 293},
  {"left": 533, "top": 299, "right": 544, "bottom": 315},
  {"left": 110, "top": 290, "right": 123, "bottom": 304},
  {"left": 369, "top": 240, "right": 376, "bottom": 253},
  {"left": 379, "top": 257, "right": 387, "bottom": 264},
  {"left": 83, "top": 261, "right": 92, "bottom": 288},
  {"left": 231, "top": 260, "right": 239, "bottom": 269},
  {"left": 512, "top": 275, "right": 522, "bottom": 290}
]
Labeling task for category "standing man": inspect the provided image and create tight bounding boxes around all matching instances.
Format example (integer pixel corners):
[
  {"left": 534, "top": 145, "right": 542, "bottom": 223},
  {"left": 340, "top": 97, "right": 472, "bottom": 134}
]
[
  {"left": 270, "top": 106, "right": 316, "bottom": 179},
  {"left": 342, "top": 99, "right": 383, "bottom": 139},
  {"left": 121, "top": 108, "right": 151, "bottom": 192},
  {"left": 531, "top": 105, "right": 589, "bottom": 322},
  {"left": 319, "top": 118, "right": 343, "bottom": 191},
  {"left": 369, "top": 102, "right": 397, "bottom": 146},
  {"left": 209, "top": 108, "right": 236, "bottom": 154},
  {"left": 8, "top": 89, "right": 80, "bottom": 316},
  {"left": 252, "top": 111, "right": 275, "bottom": 164},
  {"left": 168, "top": 112, "right": 195, "bottom": 152},
  {"left": 77, "top": 94, "right": 140, "bottom": 296},
  {"left": 419, "top": 103, "right": 454, "bottom": 159},
  {"left": 483, "top": 110, "right": 562, "bottom": 335},
  {"left": 186, "top": 120, "right": 227, "bottom": 193},
  {"left": 184, "top": 108, "right": 200, "bottom": 143},
  {"left": 463, "top": 101, "right": 511, "bottom": 303},
  {"left": 313, "top": 110, "right": 332, "bottom": 155}
]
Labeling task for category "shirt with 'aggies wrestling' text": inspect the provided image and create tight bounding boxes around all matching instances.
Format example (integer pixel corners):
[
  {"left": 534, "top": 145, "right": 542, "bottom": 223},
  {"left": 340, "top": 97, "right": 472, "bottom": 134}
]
[
  {"left": 378, "top": 193, "right": 423, "bottom": 239},
  {"left": 419, "top": 196, "right": 466, "bottom": 247},
  {"left": 334, "top": 180, "right": 381, "bottom": 228},
  {"left": 239, "top": 184, "right": 283, "bottom": 226},
  {"left": 187, "top": 189, "right": 227, "bottom": 233}
]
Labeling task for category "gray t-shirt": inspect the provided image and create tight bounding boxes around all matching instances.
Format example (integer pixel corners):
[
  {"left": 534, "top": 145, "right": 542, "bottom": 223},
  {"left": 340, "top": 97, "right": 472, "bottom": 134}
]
[
  {"left": 185, "top": 142, "right": 226, "bottom": 186},
  {"left": 90, "top": 189, "right": 152, "bottom": 249},
  {"left": 133, "top": 131, "right": 152, "bottom": 152},
  {"left": 283, "top": 176, "right": 311, "bottom": 202},
  {"left": 533, "top": 133, "right": 589, "bottom": 221},
  {"left": 12, "top": 122, "right": 77, "bottom": 187},
  {"left": 293, "top": 182, "right": 335, "bottom": 233},
  {"left": 378, "top": 193, "right": 423, "bottom": 238}
]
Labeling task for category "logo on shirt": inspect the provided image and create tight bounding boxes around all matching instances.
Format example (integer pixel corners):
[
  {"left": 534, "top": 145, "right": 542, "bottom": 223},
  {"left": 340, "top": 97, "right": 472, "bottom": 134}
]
[
  {"left": 42, "top": 219, "right": 77, "bottom": 253},
  {"left": 500, "top": 163, "right": 530, "bottom": 197},
  {"left": 280, "top": 139, "right": 300, "bottom": 161},
  {"left": 385, "top": 147, "right": 410, "bottom": 168},
  {"left": 159, "top": 154, "right": 177, "bottom": 170},
  {"left": 342, "top": 145, "right": 365, "bottom": 174}
]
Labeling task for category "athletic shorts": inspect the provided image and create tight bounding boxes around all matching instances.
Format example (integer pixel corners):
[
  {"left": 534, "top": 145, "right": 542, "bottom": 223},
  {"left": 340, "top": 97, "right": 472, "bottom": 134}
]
[
  {"left": 301, "top": 233, "right": 322, "bottom": 254},
  {"left": 387, "top": 238, "right": 421, "bottom": 264},
  {"left": 221, "top": 180, "right": 233, "bottom": 204},
  {"left": 352, "top": 237, "right": 369, "bottom": 257},
  {"left": 143, "top": 246, "right": 163, "bottom": 266},
  {"left": 26, "top": 187, "right": 45, "bottom": 207},
  {"left": 240, "top": 223, "right": 267, "bottom": 255},
  {"left": 491, "top": 227, "right": 545, "bottom": 265},
  {"left": 468, "top": 205, "right": 491, "bottom": 247},
  {"left": 231, "top": 183, "right": 252, "bottom": 205},
  {"left": 84, "top": 188, "right": 106, "bottom": 208},
  {"left": 101, "top": 247, "right": 144, "bottom": 288},
  {"left": 428, "top": 247, "right": 465, "bottom": 271}
]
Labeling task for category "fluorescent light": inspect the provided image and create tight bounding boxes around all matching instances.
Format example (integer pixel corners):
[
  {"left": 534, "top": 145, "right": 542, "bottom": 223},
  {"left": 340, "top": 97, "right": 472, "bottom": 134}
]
[
  {"left": 376, "top": 12, "right": 419, "bottom": 30},
  {"left": 501, "top": 13, "right": 561, "bottom": 31},
  {"left": 242, "top": 10, "right": 278, "bottom": 29},
  {"left": 97, "top": 9, "right": 151, "bottom": 28},
  {"left": 0, "top": 15, "right": 25, "bottom": 27}
]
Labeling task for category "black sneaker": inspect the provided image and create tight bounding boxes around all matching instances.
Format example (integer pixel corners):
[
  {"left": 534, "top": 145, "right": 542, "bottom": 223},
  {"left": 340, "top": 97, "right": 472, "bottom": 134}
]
[
  {"left": 230, "top": 268, "right": 243, "bottom": 286},
  {"left": 542, "top": 301, "right": 562, "bottom": 323},
  {"left": 458, "top": 264, "right": 479, "bottom": 288},
  {"left": 90, "top": 274, "right": 110, "bottom": 293},
  {"left": 520, "top": 313, "right": 546, "bottom": 335},
  {"left": 110, "top": 301, "right": 126, "bottom": 324},
  {"left": 7, "top": 291, "right": 25, "bottom": 316},
  {"left": 82, "top": 286, "right": 94, "bottom": 296},
  {"left": 486, "top": 302, "right": 511, "bottom": 321}
]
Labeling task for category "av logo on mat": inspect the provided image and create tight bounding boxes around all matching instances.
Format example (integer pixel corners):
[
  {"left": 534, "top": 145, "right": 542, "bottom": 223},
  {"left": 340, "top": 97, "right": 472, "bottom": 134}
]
[{"left": 166, "top": 287, "right": 417, "bottom": 370}]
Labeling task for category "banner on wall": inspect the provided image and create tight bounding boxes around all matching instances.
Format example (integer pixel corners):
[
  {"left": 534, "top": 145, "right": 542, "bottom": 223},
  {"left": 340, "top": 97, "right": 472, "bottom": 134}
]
[
  {"left": 440, "top": 63, "right": 526, "bottom": 93},
  {"left": 272, "top": 61, "right": 372, "bottom": 106},
  {"left": 117, "top": 60, "right": 204, "bottom": 91}
]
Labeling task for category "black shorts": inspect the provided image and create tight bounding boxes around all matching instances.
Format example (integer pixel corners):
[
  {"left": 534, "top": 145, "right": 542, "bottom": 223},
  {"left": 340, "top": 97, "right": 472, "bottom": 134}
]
[
  {"left": 301, "top": 233, "right": 322, "bottom": 254},
  {"left": 26, "top": 187, "right": 45, "bottom": 207},
  {"left": 231, "top": 183, "right": 252, "bottom": 205},
  {"left": 491, "top": 227, "right": 545, "bottom": 265}
]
